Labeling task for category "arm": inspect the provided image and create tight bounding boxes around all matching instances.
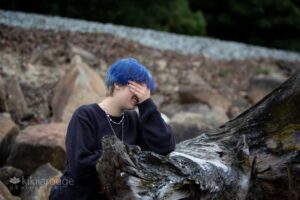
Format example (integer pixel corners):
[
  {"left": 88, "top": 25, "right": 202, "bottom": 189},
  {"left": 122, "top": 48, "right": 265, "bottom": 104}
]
[
  {"left": 136, "top": 98, "right": 176, "bottom": 155},
  {"left": 65, "top": 106, "right": 102, "bottom": 181}
]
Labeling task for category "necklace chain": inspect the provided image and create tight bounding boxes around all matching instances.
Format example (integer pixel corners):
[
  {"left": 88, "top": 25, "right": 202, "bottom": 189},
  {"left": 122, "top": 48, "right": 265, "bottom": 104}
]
[
  {"left": 106, "top": 115, "right": 124, "bottom": 141},
  {"left": 100, "top": 103, "right": 124, "bottom": 141},
  {"left": 107, "top": 113, "right": 124, "bottom": 125}
]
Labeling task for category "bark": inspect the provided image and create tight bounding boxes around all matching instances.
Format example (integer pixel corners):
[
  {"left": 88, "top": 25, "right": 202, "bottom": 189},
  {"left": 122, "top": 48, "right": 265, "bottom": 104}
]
[{"left": 96, "top": 70, "right": 300, "bottom": 200}]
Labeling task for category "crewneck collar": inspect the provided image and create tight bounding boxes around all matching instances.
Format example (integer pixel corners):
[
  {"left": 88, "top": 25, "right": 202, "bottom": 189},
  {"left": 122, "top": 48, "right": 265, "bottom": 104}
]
[{"left": 94, "top": 103, "right": 124, "bottom": 119}]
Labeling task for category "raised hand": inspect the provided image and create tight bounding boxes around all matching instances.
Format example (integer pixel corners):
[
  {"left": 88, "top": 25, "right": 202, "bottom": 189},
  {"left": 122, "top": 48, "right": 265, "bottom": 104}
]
[{"left": 128, "top": 80, "right": 151, "bottom": 104}]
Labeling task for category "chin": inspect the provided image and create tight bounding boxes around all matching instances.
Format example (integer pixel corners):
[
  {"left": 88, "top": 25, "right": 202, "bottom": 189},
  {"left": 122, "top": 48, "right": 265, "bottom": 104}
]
[{"left": 124, "top": 104, "right": 136, "bottom": 110}]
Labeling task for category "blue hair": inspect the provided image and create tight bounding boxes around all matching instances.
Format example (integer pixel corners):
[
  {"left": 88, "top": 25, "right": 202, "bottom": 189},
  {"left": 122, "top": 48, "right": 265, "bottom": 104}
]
[{"left": 105, "top": 58, "right": 155, "bottom": 93}]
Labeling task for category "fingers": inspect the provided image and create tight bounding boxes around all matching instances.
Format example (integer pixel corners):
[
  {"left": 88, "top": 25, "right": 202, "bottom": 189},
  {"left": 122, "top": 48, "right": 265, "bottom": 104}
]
[
  {"left": 128, "top": 81, "right": 148, "bottom": 96},
  {"left": 128, "top": 80, "right": 151, "bottom": 103},
  {"left": 128, "top": 80, "right": 146, "bottom": 90},
  {"left": 129, "top": 86, "right": 143, "bottom": 97}
]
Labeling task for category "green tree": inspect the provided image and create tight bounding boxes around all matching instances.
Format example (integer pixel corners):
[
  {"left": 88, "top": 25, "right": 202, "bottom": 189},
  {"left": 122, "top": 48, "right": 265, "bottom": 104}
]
[
  {"left": 2, "top": 0, "right": 206, "bottom": 36},
  {"left": 189, "top": 0, "right": 300, "bottom": 51}
]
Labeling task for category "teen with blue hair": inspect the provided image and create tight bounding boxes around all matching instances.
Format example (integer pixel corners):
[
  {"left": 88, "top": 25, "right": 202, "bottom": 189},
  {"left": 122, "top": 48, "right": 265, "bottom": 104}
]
[
  {"left": 105, "top": 58, "right": 155, "bottom": 94},
  {"left": 49, "top": 58, "right": 176, "bottom": 199}
]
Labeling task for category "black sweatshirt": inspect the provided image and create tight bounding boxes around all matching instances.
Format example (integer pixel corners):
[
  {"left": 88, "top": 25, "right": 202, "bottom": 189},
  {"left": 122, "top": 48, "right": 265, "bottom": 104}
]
[{"left": 49, "top": 98, "right": 176, "bottom": 200}]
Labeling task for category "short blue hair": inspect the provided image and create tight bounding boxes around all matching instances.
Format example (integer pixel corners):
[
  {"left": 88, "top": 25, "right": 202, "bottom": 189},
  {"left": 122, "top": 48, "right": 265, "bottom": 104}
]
[{"left": 105, "top": 58, "right": 155, "bottom": 94}]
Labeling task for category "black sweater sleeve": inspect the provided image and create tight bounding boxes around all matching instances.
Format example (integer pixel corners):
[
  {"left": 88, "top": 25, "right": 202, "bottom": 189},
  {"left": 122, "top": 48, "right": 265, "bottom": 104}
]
[
  {"left": 136, "top": 98, "right": 176, "bottom": 155},
  {"left": 65, "top": 106, "right": 102, "bottom": 181}
]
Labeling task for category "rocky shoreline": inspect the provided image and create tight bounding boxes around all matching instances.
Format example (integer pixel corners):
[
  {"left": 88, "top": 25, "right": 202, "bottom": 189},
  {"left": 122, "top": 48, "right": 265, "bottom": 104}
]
[
  {"left": 1, "top": 9, "right": 300, "bottom": 61},
  {"left": 0, "top": 13, "right": 300, "bottom": 199}
]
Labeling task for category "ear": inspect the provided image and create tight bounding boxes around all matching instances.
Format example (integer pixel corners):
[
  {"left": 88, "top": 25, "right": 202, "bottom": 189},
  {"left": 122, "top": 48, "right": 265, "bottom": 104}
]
[{"left": 114, "top": 83, "right": 122, "bottom": 90}]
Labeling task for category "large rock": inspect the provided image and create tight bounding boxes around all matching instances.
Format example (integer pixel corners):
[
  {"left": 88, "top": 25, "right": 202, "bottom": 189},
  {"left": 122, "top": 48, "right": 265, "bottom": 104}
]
[
  {"left": 178, "top": 85, "right": 231, "bottom": 114},
  {"left": 29, "top": 45, "right": 65, "bottom": 67},
  {"left": 163, "top": 101, "right": 228, "bottom": 120},
  {"left": 227, "top": 97, "right": 252, "bottom": 119},
  {"left": 18, "top": 62, "right": 66, "bottom": 122},
  {"left": 68, "top": 44, "right": 98, "bottom": 67},
  {"left": 0, "top": 166, "right": 23, "bottom": 195},
  {"left": 0, "top": 181, "right": 20, "bottom": 200},
  {"left": 20, "top": 163, "right": 62, "bottom": 200},
  {"left": 51, "top": 55, "right": 106, "bottom": 123},
  {"left": 181, "top": 71, "right": 208, "bottom": 87},
  {"left": 169, "top": 109, "right": 229, "bottom": 143},
  {"left": 0, "top": 76, "right": 8, "bottom": 112},
  {"left": 169, "top": 112, "right": 207, "bottom": 143},
  {"left": 5, "top": 76, "right": 28, "bottom": 122},
  {"left": 202, "top": 107, "right": 229, "bottom": 128},
  {"left": 0, "top": 51, "right": 66, "bottom": 123},
  {"left": 6, "top": 123, "right": 67, "bottom": 175},
  {"left": 0, "top": 113, "right": 19, "bottom": 166},
  {"left": 160, "top": 103, "right": 185, "bottom": 118},
  {"left": 247, "top": 76, "right": 286, "bottom": 104},
  {"left": 156, "top": 72, "right": 179, "bottom": 94},
  {"left": 160, "top": 102, "right": 211, "bottom": 118}
]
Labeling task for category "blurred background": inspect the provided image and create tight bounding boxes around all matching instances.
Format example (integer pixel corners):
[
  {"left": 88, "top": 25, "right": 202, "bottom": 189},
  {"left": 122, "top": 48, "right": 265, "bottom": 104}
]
[
  {"left": 0, "top": 1, "right": 300, "bottom": 199},
  {"left": 2, "top": 0, "right": 300, "bottom": 52}
]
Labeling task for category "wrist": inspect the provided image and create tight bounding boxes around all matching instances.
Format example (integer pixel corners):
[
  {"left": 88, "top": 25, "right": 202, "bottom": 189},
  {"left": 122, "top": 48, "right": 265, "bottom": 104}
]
[
  {"left": 139, "top": 96, "right": 151, "bottom": 104},
  {"left": 137, "top": 98, "right": 156, "bottom": 112}
]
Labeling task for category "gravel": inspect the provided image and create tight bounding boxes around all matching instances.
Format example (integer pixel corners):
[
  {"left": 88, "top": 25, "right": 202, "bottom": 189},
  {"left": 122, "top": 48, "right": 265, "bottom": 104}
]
[{"left": 1, "top": 9, "right": 300, "bottom": 61}]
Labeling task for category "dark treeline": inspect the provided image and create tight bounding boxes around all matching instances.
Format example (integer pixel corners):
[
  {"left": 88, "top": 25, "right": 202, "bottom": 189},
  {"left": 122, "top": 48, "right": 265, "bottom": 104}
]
[{"left": 1, "top": 0, "right": 300, "bottom": 52}]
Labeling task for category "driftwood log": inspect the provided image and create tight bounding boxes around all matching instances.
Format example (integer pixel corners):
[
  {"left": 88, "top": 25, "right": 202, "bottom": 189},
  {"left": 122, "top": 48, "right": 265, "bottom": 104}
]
[{"left": 96, "top": 70, "right": 300, "bottom": 200}]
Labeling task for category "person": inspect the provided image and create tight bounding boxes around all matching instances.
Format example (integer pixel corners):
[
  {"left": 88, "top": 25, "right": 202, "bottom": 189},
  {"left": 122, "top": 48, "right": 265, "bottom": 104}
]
[{"left": 49, "top": 58, "right": 176, "bottom": 199}]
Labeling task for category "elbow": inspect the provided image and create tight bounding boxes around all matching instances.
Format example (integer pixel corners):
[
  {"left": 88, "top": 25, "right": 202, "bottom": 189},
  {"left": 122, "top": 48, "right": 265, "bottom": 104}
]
[
  {"left": 148, "top": 141, "right": 175, "bottom": 156},
  {"left": 166, "top": 136, "right": 176, "bottom": 154},
  {"left": 160, "top": 145, "right": 175, "bottom": 155},
  {"left": 162, "top": 129, "right": 176, "bottom": 155},
  {"left": 159, "top": 136, "right": 176, "bottom": 155},
  {"left": 168, "top": 129, "right": 176, "bottom": 151}
]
